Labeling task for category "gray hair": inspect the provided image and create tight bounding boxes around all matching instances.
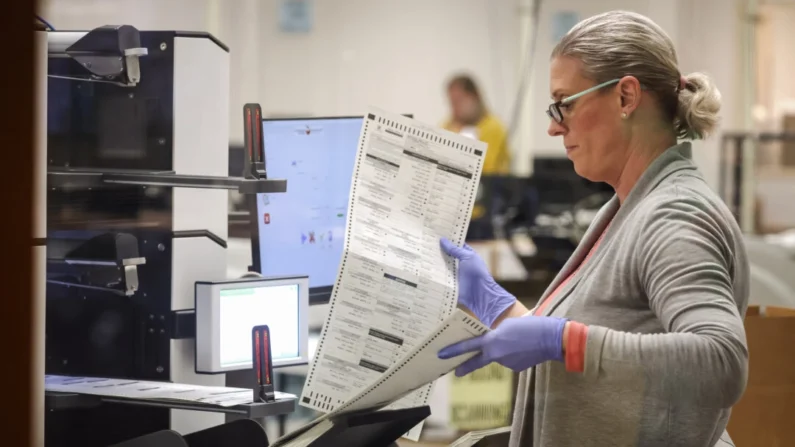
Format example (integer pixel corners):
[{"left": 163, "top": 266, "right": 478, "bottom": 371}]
[{"left": 552, "top": 10, "right": 721, "bottom": 140}]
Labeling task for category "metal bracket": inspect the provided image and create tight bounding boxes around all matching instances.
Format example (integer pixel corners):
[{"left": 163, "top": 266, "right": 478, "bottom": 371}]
[
  {"left": 46, "top": 232, "right": 146, "bottom": 296},
  {"left": 48, "top": 25, "right": 148, "bottom": 87},
  {"left": 48, "top": 168, "right": 287, "bottom": 194},
  {"left": 170, "top": 310, "right": 196, "bottom": 340}
]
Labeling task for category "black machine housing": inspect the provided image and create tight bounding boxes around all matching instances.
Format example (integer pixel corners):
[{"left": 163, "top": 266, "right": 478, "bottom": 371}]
[{"left": 44, "top": 28, "right": 277, "bottom": 446}]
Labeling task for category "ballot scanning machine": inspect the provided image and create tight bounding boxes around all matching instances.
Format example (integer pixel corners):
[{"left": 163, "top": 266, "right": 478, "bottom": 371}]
[{"left": 37, "top": 24, "right": 298, "bottom": 446}]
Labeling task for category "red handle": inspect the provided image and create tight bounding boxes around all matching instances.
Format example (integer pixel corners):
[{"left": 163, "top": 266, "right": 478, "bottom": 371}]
[{"left": 254, "top": 331, "right": 261, "bottom": 385}]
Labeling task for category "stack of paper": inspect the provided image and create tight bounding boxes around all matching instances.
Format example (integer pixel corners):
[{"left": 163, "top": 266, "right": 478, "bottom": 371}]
[
  {"left": 45, "top": 375, "right": 293, "bottom": 408},
  {"left": 449, "top": 426, "right": 512, "bottom": 447}
]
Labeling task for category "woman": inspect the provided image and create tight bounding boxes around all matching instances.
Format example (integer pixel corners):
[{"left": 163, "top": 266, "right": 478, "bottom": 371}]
[
  {"left": 444, "top": 74, "right": 511, "bottom": 175},
  {"left": 444, "top": 75, "right": 512, "bottom": 237},
  {"left": 438, "top": 10, "right": 749, "bottom": 447}
]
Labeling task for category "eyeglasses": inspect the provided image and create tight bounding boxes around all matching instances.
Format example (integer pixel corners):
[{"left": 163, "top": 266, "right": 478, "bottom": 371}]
[{"left": 546, "top": 79, "right": 620, "bottom": 124}]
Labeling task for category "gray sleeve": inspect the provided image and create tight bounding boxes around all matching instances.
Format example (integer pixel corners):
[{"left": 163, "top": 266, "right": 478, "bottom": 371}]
[{"left": 582, "top": 195, "right": 749, "bottom": 409}]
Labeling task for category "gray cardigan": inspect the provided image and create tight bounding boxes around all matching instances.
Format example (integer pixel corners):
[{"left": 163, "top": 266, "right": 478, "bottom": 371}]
[{"left": 508, "top": 143, "right": 750, "bottom": 447}]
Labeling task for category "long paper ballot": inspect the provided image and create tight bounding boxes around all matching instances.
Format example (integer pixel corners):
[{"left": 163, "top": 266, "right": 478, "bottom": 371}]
[{"left": 299, "top": 107, "right": 487, "bottom": 440}]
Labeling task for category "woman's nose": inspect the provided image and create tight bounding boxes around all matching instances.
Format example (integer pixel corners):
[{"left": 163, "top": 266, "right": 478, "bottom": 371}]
[{"left": 548, "top": 119, "right": 566, "bottom": 137}]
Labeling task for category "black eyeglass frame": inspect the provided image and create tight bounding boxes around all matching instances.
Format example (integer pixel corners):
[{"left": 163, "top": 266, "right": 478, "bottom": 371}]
[{"left": 546, "top": 78, "right": 621, "bottom": 124}]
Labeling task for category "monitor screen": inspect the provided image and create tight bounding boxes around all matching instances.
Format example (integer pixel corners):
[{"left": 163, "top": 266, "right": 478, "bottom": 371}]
[
  {"left": 252, "top": 116, "right": 363, "bottom": 301},
  {"left": 219, "top": 284, "right": 300, "bottom": 369},
  {"left": 195, "top": 276, "right": 309, "bottom": 373}
]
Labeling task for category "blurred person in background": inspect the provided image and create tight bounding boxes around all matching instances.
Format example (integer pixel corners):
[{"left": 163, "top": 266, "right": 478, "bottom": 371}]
[
  {"left": 444, "top": 74, "right": 511, "bottom": 175},
  {"left": 445, "top": 74, "right": 511, "bottom": 237},
  {"left": 439, "top": 10, "right": 748, "bottom": 447}
]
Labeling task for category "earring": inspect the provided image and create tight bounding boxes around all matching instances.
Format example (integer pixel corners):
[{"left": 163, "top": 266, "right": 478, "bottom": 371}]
[{"left": 621, "top": 112, "right": 628, "bottom": 119}]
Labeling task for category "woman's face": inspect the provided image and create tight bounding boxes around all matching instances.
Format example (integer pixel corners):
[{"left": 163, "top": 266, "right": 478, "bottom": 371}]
[
  {"left": 547, "top": 56, "right": 627, "bottom": 184},
  {"left": 448, "top": 86, "right": 481, "bottom": 125}
]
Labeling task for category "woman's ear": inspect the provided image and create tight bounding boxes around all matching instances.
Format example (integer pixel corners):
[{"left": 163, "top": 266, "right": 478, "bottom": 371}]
[{"left": 617, "top": 76, "right": 642, "bottom": 117}]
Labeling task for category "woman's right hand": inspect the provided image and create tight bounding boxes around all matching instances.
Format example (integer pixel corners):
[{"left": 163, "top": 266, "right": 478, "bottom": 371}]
[{"left": 440, "top": 238, "right": 518, "bottom": 328}]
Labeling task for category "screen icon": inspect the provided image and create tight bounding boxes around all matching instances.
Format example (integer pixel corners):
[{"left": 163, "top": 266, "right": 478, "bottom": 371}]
[{"left": 264, "top": 213, "right": 271, "bottom": 224}]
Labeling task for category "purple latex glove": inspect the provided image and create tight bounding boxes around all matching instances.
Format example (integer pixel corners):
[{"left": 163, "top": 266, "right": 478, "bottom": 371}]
[
  {"left": 440, "top": 238, "right": 517, "bottom": 328},
  {"left": 437, "top": 315, "right": 568, "bottom": 376}
]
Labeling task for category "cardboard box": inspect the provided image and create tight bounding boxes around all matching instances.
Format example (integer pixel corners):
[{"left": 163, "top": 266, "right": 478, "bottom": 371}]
[{"left": 727, "top": 305, "right": 795, "bottom": 446}]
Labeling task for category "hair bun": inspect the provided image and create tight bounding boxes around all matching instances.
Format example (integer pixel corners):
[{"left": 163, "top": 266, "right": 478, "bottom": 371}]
[{"left": 675, "top": 72, "right": 721, "bottom": 140}]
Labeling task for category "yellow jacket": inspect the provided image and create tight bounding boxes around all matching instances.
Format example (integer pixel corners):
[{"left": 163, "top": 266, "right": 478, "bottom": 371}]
[{"left": 444, "top": 114, "right": 511, "bottom": 175}]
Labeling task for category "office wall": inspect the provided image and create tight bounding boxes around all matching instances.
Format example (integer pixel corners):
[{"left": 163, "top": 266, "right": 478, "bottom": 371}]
[
  {"left": 41, "top": 0, "right": 520, "bottom": 149},
  {"left": 768, "top": 4, "right": 795, "bottom": 114},
  {"left": 42, "top": 0, "right": 211, "bottom": 32},
  {"left": 218, "top": 0, "right": 521, "bottom": 148},
  {"left": 674, "top": 0, "right": 743, "bottom": 193},
  {"left": 42, "top": 0, "right": 742, "bottom": 187},
  {"left": 221, "top": 0, "right": 743, "bottom": 186},
  {"left": 753, "top": 2, "right": 795, "bottom": 231},
  {"left": 757, "top": 3, "right": 795, "bottom": 125}
]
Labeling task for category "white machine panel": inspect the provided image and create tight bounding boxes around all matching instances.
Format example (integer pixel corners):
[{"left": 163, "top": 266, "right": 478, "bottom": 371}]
[
  {"left": 170, "top": 237, "right": 227, "bottom": 433},
  {"left": 172, "top": 36, "right": 229, "bottom": 238},
  {"left": 169, "top": 35, "right": 230, "bottom": 434},
  {"left": 195, "top": 276, "right": 310, "bottom": 374}
]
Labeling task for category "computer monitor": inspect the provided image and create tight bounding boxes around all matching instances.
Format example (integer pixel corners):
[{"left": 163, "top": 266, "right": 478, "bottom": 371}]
[
  {"left": 249, "top": 116, "right": 373, "bottom": 304},
  {"left": 195, "top": 276, "right": 309, "bottom": 373}
]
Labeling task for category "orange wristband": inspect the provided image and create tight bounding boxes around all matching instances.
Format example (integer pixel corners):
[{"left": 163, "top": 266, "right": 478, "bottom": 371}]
[{"left": 564, "top": 322, "right": 588, "bottom": 373}]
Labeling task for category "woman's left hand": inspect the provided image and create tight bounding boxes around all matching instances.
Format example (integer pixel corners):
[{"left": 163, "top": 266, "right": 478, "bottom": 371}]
[{"left": 438, "top": 316, "right": 568, "bottom": 376}]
